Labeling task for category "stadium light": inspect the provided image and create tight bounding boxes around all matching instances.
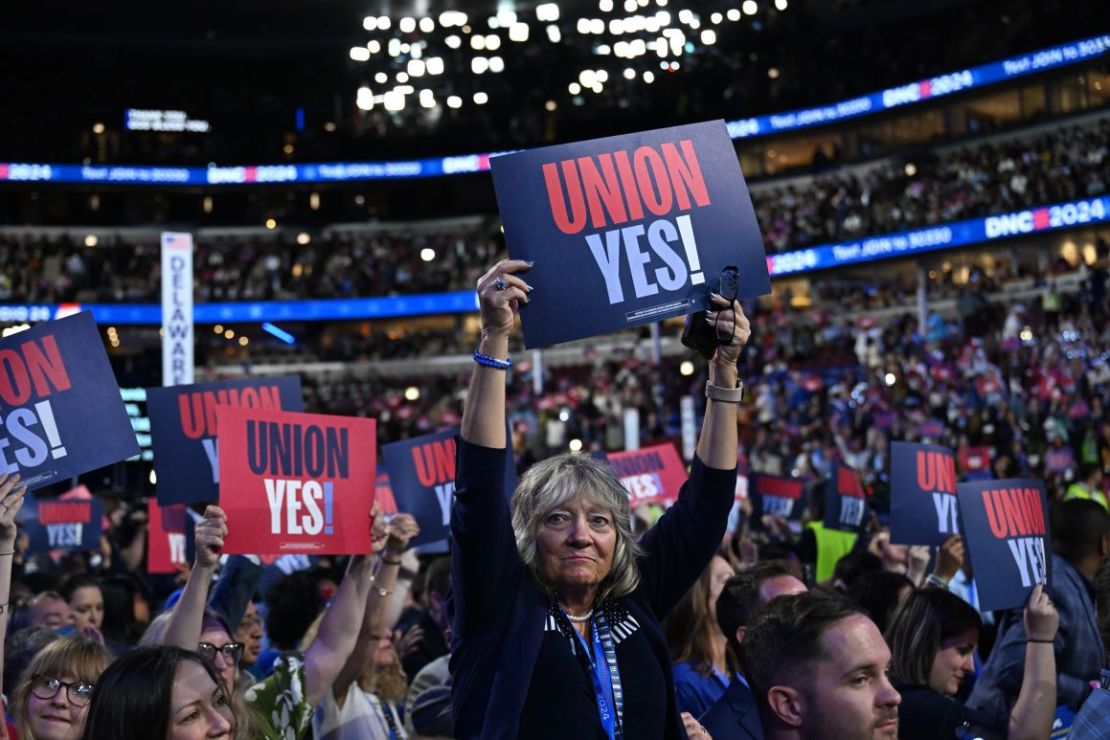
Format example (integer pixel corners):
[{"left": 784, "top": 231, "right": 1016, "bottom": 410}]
[{"left": 536, "top": 4, "right": 560, "bottom": 22}]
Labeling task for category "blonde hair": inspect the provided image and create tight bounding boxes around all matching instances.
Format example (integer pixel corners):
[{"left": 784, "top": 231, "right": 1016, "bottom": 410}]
[
  {"left": 300, "top": 613, "right": 407, "bottom": 702},
  {"left": 511, "top": 453, "right": 643, "bottom": 602},
  {"left": 14, "top": 636, "right": 111, "bottom": 740}
]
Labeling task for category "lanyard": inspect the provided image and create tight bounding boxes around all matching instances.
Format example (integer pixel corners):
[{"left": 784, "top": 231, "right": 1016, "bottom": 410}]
[
  {"left": 569, "top": 611, "right": 624, "bottom": 740},
  {"left": 377, "top": 697, "right": 400, "bottom": 740}
]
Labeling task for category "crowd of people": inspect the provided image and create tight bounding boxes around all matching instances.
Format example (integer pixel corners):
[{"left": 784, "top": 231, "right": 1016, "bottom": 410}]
[
  {"left": 2, "top": 117, "right": 1105, "bottom": 309},
  {"left": 0, "top": 251, "right": 1108, "bottom": 738}
]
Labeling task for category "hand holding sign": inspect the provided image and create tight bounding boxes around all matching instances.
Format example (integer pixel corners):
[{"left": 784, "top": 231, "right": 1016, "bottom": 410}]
[
  {"left": 933, "top": 534, "right": 966, "bottom": 582},
  {"left": 194, "top": 506, "right": 228, "bottom": 569},
  {"left": 705, "top": 294, "right": 751, "bottom": 366},
  {"left": 0, "top": 473, "right": 26, "bottom": 546},
  {"left": 1024, "top": 583, "right": 1060, "bottom": 643},
  {"left": 384, "top": 513, "right": 420, "bottom": 560},
  {"left": 477, "top": 260, "right": 534, "bottom": 341}
]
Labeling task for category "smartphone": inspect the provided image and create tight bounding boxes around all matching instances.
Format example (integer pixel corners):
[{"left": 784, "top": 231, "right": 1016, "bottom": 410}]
[{"left": 681, "top": 266, "right": 741, "bottom": 360}]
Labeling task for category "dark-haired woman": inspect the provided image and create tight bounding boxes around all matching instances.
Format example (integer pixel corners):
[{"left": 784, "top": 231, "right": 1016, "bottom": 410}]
[
  {"left": 885, "top": 585, "right": 1058, "bottom": 740},
  {"left": 80, "top": 646, "right": 234, "bottom": 740}
]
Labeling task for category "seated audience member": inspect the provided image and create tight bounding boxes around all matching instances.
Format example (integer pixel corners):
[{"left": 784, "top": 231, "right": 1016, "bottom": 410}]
[
  {"left": 968, "top": 500, "right": 1110, "bottom": 723},
  {"left": 741, "top": 591, "right": 901, "bottom": 740},
  {"left": 13, "top": 636, "right": 112, "bottom": 740},
  {"left": 80, "top": 646, "right": 234, "bottom": 740},
  {"left": 702, "top": 560, "right": 807, "bottom": 739},
  {"left": 664, "top": 552, "right": 736, "bottom": 716},
  {"left": 886, "top": 585, "right": 1058, "bottom": 740}
]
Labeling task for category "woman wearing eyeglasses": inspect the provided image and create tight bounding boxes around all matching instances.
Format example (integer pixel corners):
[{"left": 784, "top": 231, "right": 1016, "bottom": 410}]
[{"left": 12, "top": 636, "right": 111, "bottom": 740}]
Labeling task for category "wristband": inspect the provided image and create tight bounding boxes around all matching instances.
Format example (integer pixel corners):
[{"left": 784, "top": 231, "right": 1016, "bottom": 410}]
[
  {"left": 0, "top": 551, "right": 14, "bottom": 556},
  {"left": 1027, "top": 638, "right": 1055, "bottom": 643},
  {"left": 926, "top": 574, "right": 950, "bottom": 590},
  {"left": 473, "top": 350, "right": 513, "bottom": 370},
  {"left": 705, "top": 380, "right": 744, "bottom": 404},
  {"left": 381, "top": 556, "right": 403, "bottom": 566}
]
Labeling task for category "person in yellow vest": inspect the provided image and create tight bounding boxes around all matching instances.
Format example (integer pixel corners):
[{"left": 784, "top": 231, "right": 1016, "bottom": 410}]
[
  {"left": 797, "top": 488, "right": 860, "bottom": 584},
  {"left": 1065, "top": 465, "right": 1108, "bottom": 510}
]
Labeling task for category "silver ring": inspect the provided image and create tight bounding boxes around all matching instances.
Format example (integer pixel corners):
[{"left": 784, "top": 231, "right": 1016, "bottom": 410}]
[{"left": 494, "top": 275, "right": 506, "bottom": 291}]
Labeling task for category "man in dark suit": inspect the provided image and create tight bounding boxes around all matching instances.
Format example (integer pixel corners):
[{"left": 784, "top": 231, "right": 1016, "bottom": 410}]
[
  {"left": 968, "top": 499, "right": 1110, "bottom": 725},
  {"left": 702, "top": 560, "right": 806, "bottom": 739}
]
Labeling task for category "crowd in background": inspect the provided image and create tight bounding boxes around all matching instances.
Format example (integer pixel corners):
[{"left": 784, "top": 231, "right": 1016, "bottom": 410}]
[{"left": 2, "top": 117, "right": 1105, "bottom": 308}]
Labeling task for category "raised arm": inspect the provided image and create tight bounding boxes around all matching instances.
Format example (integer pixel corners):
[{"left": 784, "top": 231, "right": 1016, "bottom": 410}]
[
  {"left": 330, "top": 513, "right": 420, "bottom": 703},
  {"left": 1007, "top": 584, "right": 1059, "bottom": 740},
  {"left": 0, "top": 473, "right": 27, "bottom": 699},
  {"left": 453, "top": 260, "right": 533, "bottom": 633},
  {"left": 461, "top": 259, "right": 532, "bottom": 447},
  {"left": 696, "top": 295, "right": 749, "bottom": 469},
  {"left": 301, "top": 513, "right": 384, "bottom": 709},
  {"left": 639, "top": 298, "right": 748, "bottom": 616},
  {"left": 161, "top": 505, "right": 227, "bottom": 650}
]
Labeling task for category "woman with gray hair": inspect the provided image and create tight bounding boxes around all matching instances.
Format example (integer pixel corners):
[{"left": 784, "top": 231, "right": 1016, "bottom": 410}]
[{"left": 451, "top": 259, "right": 749, "bottom": 739}]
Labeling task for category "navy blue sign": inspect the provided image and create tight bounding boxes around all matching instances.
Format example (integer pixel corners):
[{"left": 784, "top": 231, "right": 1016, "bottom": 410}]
[
  {"left": 823, "top": 464, "right": 868, "bottom": 532},
  {"left": 147, "top": 376, "right": 303, "bottom": 505},
  {"left": 750, "top": 473, "right": 807, "bottom": 522},
  {"left": 23, "top": 494, "right": 103, "bottom": 552},
  {"left": 0, "top": 312, "right": 139, "bottom": 490},
  {"left": 957, "top": 479, "right": 1051, "bottom": 612},
  {"left": 382, "top": 429, "right": 517, "bottom": 548},
  {"left": 491, "top": 120, "right": 769, "bottom": 347},
  {"left": 890, "top": 442, "right": 960, "bottom": 546}
]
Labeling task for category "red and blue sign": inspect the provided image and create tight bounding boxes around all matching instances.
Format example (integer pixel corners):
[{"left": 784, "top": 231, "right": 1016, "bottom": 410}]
[
  {"left": 957, "top": 479, "right": 1051, "bottom": 612},
  {"left": 490, "top": 121, "right": 769, "bottom": 347},
  {"left": 218, "top": 407, "right": 377, "bottom": 555},
  {"left": 147, "top": 501, "right": 195, "bottom": 574},
  {"left": 23, "top": 488, "right": 103, "bottom": 552},
  {"left": 147, "top": 376, "right": 303, "bottom": 505},
  {"left": 749, "top": 473, "right": 807, "bottom": 522},
  {"left": 824, "top": 464, "right": 868, "bottom": 532},
  {"left": 606, "top": 443, "right": 688, "bottom": 508},
  {"left": 890, "top": 442, "right": 959, "bottom": 546},
  {"left": 0, "top": 312, "right": 139, "bottom": 491}
]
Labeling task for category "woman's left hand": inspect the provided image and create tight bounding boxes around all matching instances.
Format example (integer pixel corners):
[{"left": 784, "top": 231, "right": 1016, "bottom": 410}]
[
  {"left": 681, "top": 711, "right": 713, "bottom": 739},
  {"left": 707, "top": 295, "right": 751, "bottom": 367}
]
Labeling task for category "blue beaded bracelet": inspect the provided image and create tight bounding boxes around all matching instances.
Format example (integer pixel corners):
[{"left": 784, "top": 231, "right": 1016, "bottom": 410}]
[{"left": 473, "top": 349, "right": 513, "bottom": 370}]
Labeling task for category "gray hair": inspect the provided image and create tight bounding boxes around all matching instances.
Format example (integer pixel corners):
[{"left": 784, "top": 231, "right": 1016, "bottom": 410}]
[{"left": 512, "top": 453, "right": 642, "bottom": 601}]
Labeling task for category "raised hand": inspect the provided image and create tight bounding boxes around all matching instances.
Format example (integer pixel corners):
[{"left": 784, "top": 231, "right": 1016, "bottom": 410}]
[
  {"left": 194, "top": 505, "right": 228, "bottom": 569},
  {"left": 706, "top": 295, "right": 751, "bottom": 367},
  {"left": 0, "top": 473, "right": 27, "bottom": 546},
  {"left": 384, "top": 513, "right": 420, "bottom": 559},
  {"left": 370, "top": 507, "right": 389, "bottom": 554},
  {"left": 476, "top": 259, "right": 534, "bottom": 340},
  {"left": 1024, "top": 583, "right": 1059, "bottom": 643},
  {"left": 933, "top": 534, "right": 965, "bottom": 582}
]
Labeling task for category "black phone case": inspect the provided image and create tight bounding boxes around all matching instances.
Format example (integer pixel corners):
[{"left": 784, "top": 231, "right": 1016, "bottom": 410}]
[{"left": 681, "top": 266, "right": 740, "bottom": 359}]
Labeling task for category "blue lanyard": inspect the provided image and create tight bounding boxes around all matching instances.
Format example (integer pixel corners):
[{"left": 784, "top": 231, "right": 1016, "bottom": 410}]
[{"left": 569, "top": 611, "right": 624, "bottom": 740}]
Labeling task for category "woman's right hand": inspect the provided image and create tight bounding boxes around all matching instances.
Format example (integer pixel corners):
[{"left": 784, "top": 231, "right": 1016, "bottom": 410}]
[
  {"left": 1023, "top": 583, "right": 1059, "bottom": 643},
  {"left": 476, "top": 260, "right": 533, "bottom": 341}
]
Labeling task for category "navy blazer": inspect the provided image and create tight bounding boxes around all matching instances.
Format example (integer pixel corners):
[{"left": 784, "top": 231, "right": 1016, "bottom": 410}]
[
  {"left": 449, "top": 439, "right": 736, "bottom": 740},
  {"left": 967, "top": 554, "right": 1106, "bottom": 726},
  {"left": 700, "top": 678, "right": 764, "bottom": 740}
]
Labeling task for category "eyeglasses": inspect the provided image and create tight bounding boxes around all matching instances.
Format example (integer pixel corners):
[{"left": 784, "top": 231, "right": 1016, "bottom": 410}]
[
  {"left": 197, "top": 642, "right": 244, "bottom": 665},
  {"left": 30, "top": 675, "right": 95, "bottom": 707}
]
